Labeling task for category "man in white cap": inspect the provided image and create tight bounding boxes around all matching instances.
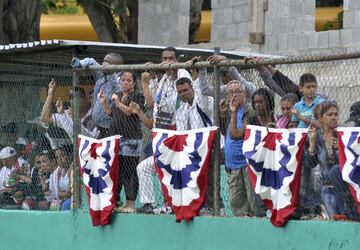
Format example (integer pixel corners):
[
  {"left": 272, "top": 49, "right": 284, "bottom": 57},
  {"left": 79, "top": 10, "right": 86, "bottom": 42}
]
[
  {"left": 346, "top": 101, "right": 360, "bottom": 127},
  {"left": 0, "top": 147, "right": 18, "bottom": 206}
]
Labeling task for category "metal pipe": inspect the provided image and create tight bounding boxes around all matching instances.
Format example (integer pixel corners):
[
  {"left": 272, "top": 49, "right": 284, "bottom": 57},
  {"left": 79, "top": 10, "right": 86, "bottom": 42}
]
[
  {"left": 212, "top": 47, "right": 221, "bottom": 216},
  {"left": 72, "top": 51, "right": 360, "bottom": 72},
  {"left": 72, "top": 47, "right": 81, "bottom": 210}
]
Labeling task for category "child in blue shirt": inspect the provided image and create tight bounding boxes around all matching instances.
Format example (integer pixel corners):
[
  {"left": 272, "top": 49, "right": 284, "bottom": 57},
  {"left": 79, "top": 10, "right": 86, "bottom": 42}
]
[{"left": 290, "top": 73, "right": 325, "bottom": 128}]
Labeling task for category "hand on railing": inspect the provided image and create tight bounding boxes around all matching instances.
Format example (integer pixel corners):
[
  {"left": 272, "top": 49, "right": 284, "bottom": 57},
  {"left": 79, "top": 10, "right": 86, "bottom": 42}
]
[
  {"left": 207, "top": 55, "right": 227, "bottom": 66},
  {"left": 71, "top": 57, "right": 82, "bottom": 68}
]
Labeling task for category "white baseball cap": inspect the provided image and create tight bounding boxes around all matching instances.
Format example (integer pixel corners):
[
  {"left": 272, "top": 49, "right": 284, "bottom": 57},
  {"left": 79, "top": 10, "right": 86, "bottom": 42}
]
[{"left": 0, "top": 146, "right": 17, "bottom": 160}]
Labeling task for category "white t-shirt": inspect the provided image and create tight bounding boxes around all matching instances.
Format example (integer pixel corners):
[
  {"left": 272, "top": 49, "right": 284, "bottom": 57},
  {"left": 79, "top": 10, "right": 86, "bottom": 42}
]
[
  {"left": 49, "top": 166, "right": 70, "bottom": 200},
  {"left": 150, "top": 69, "right": 191, "bottom": 128},
  {"left": 0, "top": 167, "right": 12, "bottom": 190},
  {"left": 175, "top": 82, "right": 213, "bottom": 131},
  {"left": 52, "top": 110, "right": 99, "bottom": 140}
]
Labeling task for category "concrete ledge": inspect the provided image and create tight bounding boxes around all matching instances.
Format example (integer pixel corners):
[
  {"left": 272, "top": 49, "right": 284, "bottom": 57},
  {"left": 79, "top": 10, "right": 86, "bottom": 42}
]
[{"left": 1, "top": 209, "right": 360, "bottom": 250}]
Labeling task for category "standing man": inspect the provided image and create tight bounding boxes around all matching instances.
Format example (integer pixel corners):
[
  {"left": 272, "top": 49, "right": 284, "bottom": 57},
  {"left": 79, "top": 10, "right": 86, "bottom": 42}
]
[
  {"left": 133, "top": 47, "right": 191, "bottom": 213},
  {"left": 219, "top": 80, "right": 263, "bottom": 217},
  {"left": 72, "top": 53, "right": 124, "bottom": 138}
]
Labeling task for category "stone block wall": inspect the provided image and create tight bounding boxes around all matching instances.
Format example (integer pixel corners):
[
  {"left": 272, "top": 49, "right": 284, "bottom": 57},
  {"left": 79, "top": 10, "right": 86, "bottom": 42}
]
[
  {"left": 138, "top": 0, "right": 360, "bottom": 55},
  {"left": 211, "top": 0, "right": 252, "bottom": 43},
  {"left": 138, "top": 0, "right": 190, "bottom": 46},
  {"left": 209, "top": 0, "right": 360, "bottom": 55}
]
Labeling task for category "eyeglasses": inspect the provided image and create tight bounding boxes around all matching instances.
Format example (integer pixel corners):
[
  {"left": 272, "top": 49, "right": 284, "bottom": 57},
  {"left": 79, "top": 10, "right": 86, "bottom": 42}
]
[{"left": 227, "top": 90, "right": 244, "bottom": 95}]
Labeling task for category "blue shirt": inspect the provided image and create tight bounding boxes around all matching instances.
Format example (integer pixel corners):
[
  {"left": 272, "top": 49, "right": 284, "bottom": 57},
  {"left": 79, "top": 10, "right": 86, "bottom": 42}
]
[
  {"left": 79, "top": 58, "right": 122, "bottom": 128},
  {"left": 224, "top": 107, "right": 247, "bottom": 169},
  {"left": 291, "top": 95, "right": 325, "bottom": 128}
]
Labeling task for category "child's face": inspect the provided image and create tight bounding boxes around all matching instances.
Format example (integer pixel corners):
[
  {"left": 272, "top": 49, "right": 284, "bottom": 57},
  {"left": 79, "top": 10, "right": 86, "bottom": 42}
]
[
  {"left": 281, "top": 100, "right": 293, "bottom": 118},
  {"left": 300, "top": 81, "right": 317, "bottom": 99}
]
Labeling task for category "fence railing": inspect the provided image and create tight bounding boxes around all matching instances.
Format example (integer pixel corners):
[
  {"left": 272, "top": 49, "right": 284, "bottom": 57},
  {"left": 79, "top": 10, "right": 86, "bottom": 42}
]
[{"left": 0, "top": 48, "right": 359, "bottom": 222}]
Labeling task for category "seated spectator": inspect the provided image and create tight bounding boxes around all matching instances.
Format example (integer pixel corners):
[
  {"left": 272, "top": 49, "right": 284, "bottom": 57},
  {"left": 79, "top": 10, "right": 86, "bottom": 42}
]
[
  {"left": 72, "top": 53, "right": 124, "bottom": 138},
  {"left": 304, "top": 102, "right": 358, "bottom": 219},
  {"left": 0, "top": 147, "right": 18, "bottom": 207},
  {"left": 290, "top": 73, "right": 325, "bottom": 128},
  {"left": 37, "top": 149, "right": 57, "bottom": 203},
  {"left": 345, "top": 101, "right": 360, "bottom": 127},
  {"left": 47, "top": 146, "right": 73, "bottom": 211},
  {"left": 276, "top": 93, "right": 298, "bottom": 128},
  {"left": 40, "top": 79, "right": 99, "bottom": 139},
  {"left": 99, "top": 71, "right": 145, "bottom": 213}
]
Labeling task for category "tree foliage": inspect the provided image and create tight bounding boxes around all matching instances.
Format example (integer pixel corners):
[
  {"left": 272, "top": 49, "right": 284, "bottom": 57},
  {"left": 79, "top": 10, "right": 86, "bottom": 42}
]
[
  {"left": 77, "top": 0, "right": 138, "bottom": 43},
  {"left": 42, "top": 0, "right": 81, "bottom": 14}
]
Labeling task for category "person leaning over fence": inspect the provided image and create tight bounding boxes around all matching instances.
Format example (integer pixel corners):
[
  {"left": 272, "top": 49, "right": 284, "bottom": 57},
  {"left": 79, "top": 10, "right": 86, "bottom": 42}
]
[
  {"left": 205, "top": 55, "right": 257, "bottom": 100},
  {"left": 71, "top": 52, "right": 124, "bottom": 138},
  {"left": 40, "top": 79, "right": 99, "bottom": 140},
  {"left": 131, "top": 47, "right": 191, "bottom": 214},
  {"left": 303, "top": 102, "right": 359, "bottom": 220},
  {"left": 246, "top": 57, "right": 301, "bottom": 99},
  {"left": 290, "top": 73, "right": 325, "bottom": 128},
  {"left": 99, "top": 71, "right": 145, "bottom": 213},
  {"left": 175, "top": 76, "right": 215, "bottom": 214}
]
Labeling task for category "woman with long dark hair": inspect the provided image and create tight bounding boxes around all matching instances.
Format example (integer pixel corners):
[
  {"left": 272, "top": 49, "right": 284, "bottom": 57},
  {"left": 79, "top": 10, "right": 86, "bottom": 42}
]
[
  {"left": 99, "top": 71, "right": 145, "bottom": 213},
  {"left": 305, "top": 101, "right": 357, "bottom": 219}
]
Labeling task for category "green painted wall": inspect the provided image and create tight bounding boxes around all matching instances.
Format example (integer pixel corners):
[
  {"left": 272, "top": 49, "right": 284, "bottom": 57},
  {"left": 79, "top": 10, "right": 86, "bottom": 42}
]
[{"left": 1, "top": 209, "right": 360, "bottom": 250}]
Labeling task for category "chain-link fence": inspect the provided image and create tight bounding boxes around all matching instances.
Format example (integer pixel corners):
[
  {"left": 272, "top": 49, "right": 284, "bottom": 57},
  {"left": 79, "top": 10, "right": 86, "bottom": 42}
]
[{"left": 0, "top": 47, "right": 359, "bottom": 222}]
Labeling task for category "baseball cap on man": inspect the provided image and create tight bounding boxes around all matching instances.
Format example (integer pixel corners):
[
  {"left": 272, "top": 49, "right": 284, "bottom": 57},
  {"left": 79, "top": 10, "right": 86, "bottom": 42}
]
[
  {"left": 0, "top": 146, "right": 17, "bottom": 160},
  {"left": 346, "top": 101, "right": 360, "bottom": 123}
]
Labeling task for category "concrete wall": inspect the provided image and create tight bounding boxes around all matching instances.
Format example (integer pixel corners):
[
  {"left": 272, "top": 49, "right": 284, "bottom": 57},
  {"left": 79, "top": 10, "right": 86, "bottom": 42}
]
[
  {"left": 137, "top": 0, "right": 360, "bottom": 55},
  {"left": 262, "top": 0, "right": 358, "bottom": 55},
  {"left": 209, "top": 0, "right": 360, "bottom": 55},
  {"left": 138, "top": 0, "right": 190, "bottom": 46},
  {"left": 1, "top": 209, "right": 360, "bottom": 250}
]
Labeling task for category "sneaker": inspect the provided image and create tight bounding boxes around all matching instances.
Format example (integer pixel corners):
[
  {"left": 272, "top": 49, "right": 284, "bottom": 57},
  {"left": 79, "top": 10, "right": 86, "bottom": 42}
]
[
  {"left": 333, "top": 214, "right": 348, "bottom": 220},
  {"left": 136, "top": 203, "right": 155, "bottom": 214},
  {"left": 199, "top": 206, "right": 214, "bottom": 216},
  {"left": 153, "top": 206, "right": 173, "bottom": 215}
]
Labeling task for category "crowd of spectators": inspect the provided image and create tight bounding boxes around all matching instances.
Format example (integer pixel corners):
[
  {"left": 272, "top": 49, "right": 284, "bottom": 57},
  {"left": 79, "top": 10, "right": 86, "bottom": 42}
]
[{"left": 1, "top": 47, "right": 360, "bottom": 221}]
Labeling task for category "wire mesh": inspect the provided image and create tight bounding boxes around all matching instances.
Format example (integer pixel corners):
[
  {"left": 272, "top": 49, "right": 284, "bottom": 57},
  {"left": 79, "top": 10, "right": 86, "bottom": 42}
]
[{"left": 0, "top": 48, "right": 359, "bottom": 222}]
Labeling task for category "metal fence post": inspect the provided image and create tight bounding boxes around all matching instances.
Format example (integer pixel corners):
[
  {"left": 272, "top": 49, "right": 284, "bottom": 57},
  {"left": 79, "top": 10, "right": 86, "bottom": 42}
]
[
  {"left": 72, "top": 47, "right": 81, "bottom": 210},
  {"left": 212, "top": 47, "right": 221, "bottom": 216}
]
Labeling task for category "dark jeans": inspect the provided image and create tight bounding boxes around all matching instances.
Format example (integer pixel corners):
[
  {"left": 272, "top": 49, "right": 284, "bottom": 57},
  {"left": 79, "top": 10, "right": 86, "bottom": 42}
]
[
  {"left": 118, "top": 155, "right": 140, "bottom": 201},
  {"left": 322, "top": 165, "right": 356, "bottom": 218}
]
